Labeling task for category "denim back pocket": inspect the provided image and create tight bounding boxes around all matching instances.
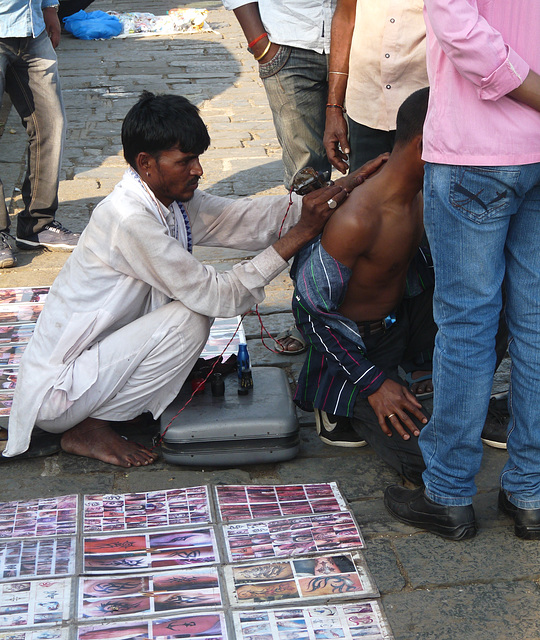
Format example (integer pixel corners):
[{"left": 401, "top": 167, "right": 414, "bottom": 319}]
[
  {"left": 258, "top": 44, "right": 291, "bottom": 79},
  {"left": 449, "top": 166, "right": 520, "bottom": 223}
]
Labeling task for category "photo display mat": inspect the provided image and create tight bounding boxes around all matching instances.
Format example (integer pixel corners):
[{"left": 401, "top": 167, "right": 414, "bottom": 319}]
[
  {"left": 82, "top": 528, "right": 220, "bottom": 574},
  {"left": 77, "top": 612, "right": 228, "bottom": 640},
  {"left": 224, "top": 552, "right": 378, "bottom": 608},
  {"left": 0, "top": 538, "right": 76, "bottom": 580},
  {"left": 83, "top": 488, "right": 211, "bottom": 533},
  {"left": 78, "top": 567, "right": 222, "bottom": 619},
  {"left": 233, "top": 601, "right": 394, "bottom": 640},
  {"left": 223, "top": 512, "right": 365, "bottom": 563},
  {"left": 214, "top": 484, "right": 348, "bottom": 523},
  {"left": 0, "top": 578, "right": 72, "bottom": 629},
  {"left": 0, "top": 483, "right": 392, "bottom": 639},
  {"left": 0, "top": 496, "right": 78, "bottom": 540}
]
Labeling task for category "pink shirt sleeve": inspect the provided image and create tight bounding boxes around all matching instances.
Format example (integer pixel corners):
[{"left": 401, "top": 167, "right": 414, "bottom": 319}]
[{"left": 424, "top": 0, "right": 529, "bottom": 100}]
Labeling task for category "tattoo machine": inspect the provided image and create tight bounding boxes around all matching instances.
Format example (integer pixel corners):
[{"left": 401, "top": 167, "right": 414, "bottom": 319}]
[{"left": 290, "top": 167, "right": 332, "bottom": 195}]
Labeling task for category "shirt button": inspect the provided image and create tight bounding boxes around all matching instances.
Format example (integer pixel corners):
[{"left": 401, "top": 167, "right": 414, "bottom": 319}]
[
  {"left": 386, "top": 84, "right": 391, "bottom": 89},
  {"left": 385, "top": 53, "right": 390, "bottom": 58},
  {"left": 390, "top": 17, "right": 395, "bottom": 23}
]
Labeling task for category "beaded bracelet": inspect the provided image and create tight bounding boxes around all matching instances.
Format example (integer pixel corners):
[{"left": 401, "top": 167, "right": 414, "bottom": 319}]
[{"left": 326, "top": 103, "right": 347, "bottom": 113}]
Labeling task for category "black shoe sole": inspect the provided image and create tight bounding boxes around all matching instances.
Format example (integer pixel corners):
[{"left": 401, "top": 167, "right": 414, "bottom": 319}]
[
  {"left": 498, "top": 491, "right": 540, "bottom": 540},
  {"left": 385, "top": 504, "right": 477, "bottom": 540}
]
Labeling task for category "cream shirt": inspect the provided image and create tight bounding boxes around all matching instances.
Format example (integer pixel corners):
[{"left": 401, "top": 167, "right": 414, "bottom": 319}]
[
  {"left": 5, "top": 172, "right": 301, "bottom": 457},
  {"left": 346, "top": 0, "right": 428, "bottom": 131}
]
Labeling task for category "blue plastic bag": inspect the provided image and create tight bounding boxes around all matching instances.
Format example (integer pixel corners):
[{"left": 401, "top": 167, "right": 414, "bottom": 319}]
[{"left": 63, "top": 10, "right": 122, "bottom": 40}]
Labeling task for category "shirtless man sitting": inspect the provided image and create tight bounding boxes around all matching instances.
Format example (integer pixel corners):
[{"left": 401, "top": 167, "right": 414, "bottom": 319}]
[{"left": 292, "top": 88, "right": 433, "bottom": 484}]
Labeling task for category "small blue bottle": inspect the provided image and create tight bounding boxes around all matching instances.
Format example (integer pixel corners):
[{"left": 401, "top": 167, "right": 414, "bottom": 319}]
[{"left": 237, "top": 343, "right": 253, "bottom": 395}]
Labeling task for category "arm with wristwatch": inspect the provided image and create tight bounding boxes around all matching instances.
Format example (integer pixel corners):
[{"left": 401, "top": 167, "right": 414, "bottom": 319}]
[{"left": 42, "top": 2, "right": 61, "bottom": 48}]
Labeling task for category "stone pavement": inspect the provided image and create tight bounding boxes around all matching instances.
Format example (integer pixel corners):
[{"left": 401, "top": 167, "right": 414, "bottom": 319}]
[{"left": 0, "top": 2, "right": 538, "bottom": 639}]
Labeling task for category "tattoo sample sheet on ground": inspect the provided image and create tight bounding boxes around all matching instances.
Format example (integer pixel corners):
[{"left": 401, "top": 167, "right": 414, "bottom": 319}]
[
  {"left": 233, "top": 602, "right": 393, "bottom": 640},
  {"left": 83, "top": 529, "right": 219, "bottom": 573},
  {"left": 215, "top": 484, "right": 348, "bottom": 523},
  {"left": 83, "top": 488, "right": 211, "bottom": 533},
  {"left": 224, "top": 552, "right": 378, "bottom": 607},
  {"left": 0, "top": 579, "right": 71, "bottom": 629},
  {"left": 78, "top": 568, "right": 222, "bottom": 619},
  {"left": 224, "top": 512, "right": 364, "bottom": 562},
  {"left": 77, "top": 612, "right": 228, "bottom": 640},
  {"left": 0, "top": 539, "right": 76, "bottom": 580},
  {"left": 0, "top": 496, "right": 78, "bottom": 540}
]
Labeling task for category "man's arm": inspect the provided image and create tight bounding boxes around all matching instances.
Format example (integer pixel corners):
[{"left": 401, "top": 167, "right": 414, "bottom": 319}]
[
  {"left": 42, "top": 3, "right": 61, "bottom": 48},
  {"left": 509, "top": 69, "right": 540, "bottom": 113},
  {"left": 424, "top": 0, "right": 529, "bottom": 101},
  {"left": 323, "top": 0, "right": 356, "bottom": 174},
  {"left": 224, "top": 2, "right": 279, "bottom": 66}
]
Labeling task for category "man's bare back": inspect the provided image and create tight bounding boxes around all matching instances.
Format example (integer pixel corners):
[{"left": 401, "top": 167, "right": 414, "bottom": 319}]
[{"left": 321, "top": 160, "right": 424, "bottom": 323}]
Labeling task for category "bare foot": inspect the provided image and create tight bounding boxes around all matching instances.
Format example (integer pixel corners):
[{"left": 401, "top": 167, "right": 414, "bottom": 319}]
[
  {"left": 409, "top": 370, "right": 433, "bottom": 396},
  {"left": 60, "top": 418, "right": 158, "bottom": 468}
]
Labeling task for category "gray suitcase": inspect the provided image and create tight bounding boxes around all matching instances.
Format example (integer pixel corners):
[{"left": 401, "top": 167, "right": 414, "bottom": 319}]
[{"left": 160, "top": 366, "right": 300, "bottom": 466}]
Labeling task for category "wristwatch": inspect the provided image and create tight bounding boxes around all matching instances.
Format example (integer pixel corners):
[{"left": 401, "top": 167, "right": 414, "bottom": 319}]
[{"left": 46, "top": 4, "right": 60, "bottom": 10}]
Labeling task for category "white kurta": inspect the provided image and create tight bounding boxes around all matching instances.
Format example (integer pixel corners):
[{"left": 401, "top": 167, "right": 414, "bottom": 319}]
[{"left": 4, "top": 171, "right": 301, "bottom": 457}]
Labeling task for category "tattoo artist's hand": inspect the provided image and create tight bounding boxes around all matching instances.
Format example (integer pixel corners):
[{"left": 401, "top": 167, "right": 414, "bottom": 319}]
[
  {"left": 324, "top": 109, "right": 350, "bottom": 174},
  {"left": 367, "top": 379, "right": 428, "bottom": 440},
  {"left": 296, "top": 182, "right": 349, "bottom": 237},
  {"left": 335, "top": 152, "right": 390, "bottom": 193},
  {"left": 43, "top": 7, "right": 61, "bottom": 48}
]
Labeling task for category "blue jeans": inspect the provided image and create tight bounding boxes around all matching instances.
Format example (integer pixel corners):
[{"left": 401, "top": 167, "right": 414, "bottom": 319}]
[
  {"left": 259, "top": 45, "right": 331, "bottom": 189},
  {"left": 420, "top": 162, "right": 540, "bottom": 508},
  {"left": 0, "top": 31, "right": 65, "bottom": 236}
]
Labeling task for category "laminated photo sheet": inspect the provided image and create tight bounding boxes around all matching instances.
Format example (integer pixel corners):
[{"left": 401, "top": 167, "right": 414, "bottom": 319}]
[
  {"left": 224, "top": 552, "right": 377, "bottom": 608},
  {"left": 83, "top": 528, "right": 219, "bottom": 574},
  {"left": 83, "top": 487, "right": 211, "bottom": 533},
  {"left": 78, "top": 567, "right": 222, "bottom": 620},
  {"left": 0, "top": 496, "right": 78, "bottom": 540},
  {"left": 0, "top": 288, "right": 49, "bottom": 305},
  {"left": 0, "top": 391, "right": 13, "bottom": 418},
  {"left": 214, "top": 484, "right": 348, "bottom": 523},
  {"left": 199, "top": 317, "right": 243, "bottom": 360},
  {"left": 223, "top": 512, "right": 365, "bottom": 563},
  {"left": 0, "top": 369, "right": 18, "bottom": 391},
  {"left": 0, "top": 305, "right": 43, "bottom": 326},
  {"left": 233, "top": 601, "right": 394, "bottom": 640},
  {"left": 0, "top": 324, "right": 35, "bottom": 345},
  {"left": 0, "top": 344, "right": 26, "bottom": 367},
  {"left": 0, "top": 538, "right": 76, "bottom": 581},
  {"left": 0, "top": 578, "right": 72, "bottom": 629},
  {"left": 77, "top": 611, "right": 228, "bottom": 640},
  {"left": 0, "top": 629, "right": 69, "bottom": 640}
]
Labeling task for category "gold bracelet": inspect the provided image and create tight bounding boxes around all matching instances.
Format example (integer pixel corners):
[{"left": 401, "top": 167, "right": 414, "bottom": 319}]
[
  {"left": 329, "top": 71, "right": 349, "bottom": 76},
  {"left": 254, "top": 41, "right": 272, "bottom": 61}
]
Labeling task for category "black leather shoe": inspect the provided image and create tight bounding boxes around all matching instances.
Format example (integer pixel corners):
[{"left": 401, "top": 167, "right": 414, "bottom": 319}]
[
  {"left": 384, "top": 485, "right": 477, "bottom": 540},
  {"left": 498, "top": 490, "right": 540, "bottom": 540}
]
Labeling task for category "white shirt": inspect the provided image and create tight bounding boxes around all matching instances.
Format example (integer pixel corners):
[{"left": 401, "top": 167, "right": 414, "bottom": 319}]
[
  {"left": 222, "top": 0, "right": 336, "bottom": 54},
  {"left": 5, "top": 171, "right": 301, "bottom": 457}
]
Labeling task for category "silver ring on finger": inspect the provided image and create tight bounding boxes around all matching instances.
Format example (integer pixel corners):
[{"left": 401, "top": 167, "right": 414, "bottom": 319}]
[
  {"left": 327, "top": 198, "right": 337, "bottom": 209},
  {"left": 387, "top": 413, "right": 396, "bottom": 419}
]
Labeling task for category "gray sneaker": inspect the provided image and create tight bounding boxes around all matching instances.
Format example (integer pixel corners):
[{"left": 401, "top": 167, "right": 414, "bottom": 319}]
[
  {"left": 0, "top": 232, "right": 16, "bottom": 268},
  {"left": 16, "top": 221, "right": 80, "bottom": 250}
]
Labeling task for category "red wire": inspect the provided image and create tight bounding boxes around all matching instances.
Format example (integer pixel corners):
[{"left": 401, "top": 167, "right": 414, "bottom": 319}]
[{"left": 154, "top": 194, "right": 295, "bottom": 447}]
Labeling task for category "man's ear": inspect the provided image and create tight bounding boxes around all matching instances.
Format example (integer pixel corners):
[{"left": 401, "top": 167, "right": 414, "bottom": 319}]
[
  {"left": 135, "top": 152, "right": 155, "bottom": 176},
  {"left": 414, "top": 134, "right": 423, "bottom": 157}
]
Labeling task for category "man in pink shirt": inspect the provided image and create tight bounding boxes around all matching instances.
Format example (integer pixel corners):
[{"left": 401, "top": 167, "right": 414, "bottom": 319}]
[{"left": 384, "top": 0, "right": 540, "bottom": 540}]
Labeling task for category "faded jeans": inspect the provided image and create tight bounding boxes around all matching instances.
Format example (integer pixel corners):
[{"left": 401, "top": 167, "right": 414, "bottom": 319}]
[
  {"left": 0, "top": 31, "right": 65, "bottom": 237},
  {"left": 259, "top": 45, "right": 331, "bottom": 189},
  {"left": 420, "top": 162, "right": 540, "bottom": 509}
]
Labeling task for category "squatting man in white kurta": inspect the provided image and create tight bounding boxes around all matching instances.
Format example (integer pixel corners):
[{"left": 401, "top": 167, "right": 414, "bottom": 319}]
[{"left": 4, "top": 91, "right": 380, "bottom": 468}]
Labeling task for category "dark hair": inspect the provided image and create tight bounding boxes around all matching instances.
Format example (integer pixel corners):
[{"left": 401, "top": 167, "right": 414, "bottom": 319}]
[
  {"left": 394, "top": 87, "right": 430, "bottom": 146},
  {"left": 122, "top": 91, "right": 210, "bottom": 169}
]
